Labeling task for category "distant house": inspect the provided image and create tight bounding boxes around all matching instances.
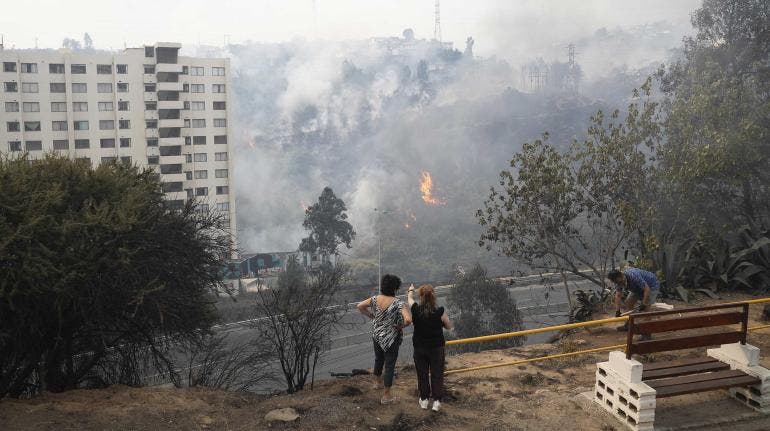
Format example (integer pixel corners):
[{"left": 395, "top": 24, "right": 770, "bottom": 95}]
[
  {"left": 235, "top": 251, "right": 300, "bottom": 278},
  {"left": 299, "top": 251, "right": 337, "bottom": 270}
]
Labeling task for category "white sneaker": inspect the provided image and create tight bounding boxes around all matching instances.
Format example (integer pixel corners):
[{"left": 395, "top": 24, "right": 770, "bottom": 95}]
[
  {"left": 418, "top": 398, "right": 429, "bottom": 409},
  {"left": 431, "top": 400, "right": 442, "bottom": 412}
]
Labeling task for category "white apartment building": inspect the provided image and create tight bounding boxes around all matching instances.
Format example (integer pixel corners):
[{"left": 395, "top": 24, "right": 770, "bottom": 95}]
[{"left": 0, "top": 42, "right": 236, "bottom": 241}]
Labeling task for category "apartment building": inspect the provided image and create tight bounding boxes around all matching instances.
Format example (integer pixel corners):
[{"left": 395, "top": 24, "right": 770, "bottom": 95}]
[{"left": 0, "top": 42, "right": 236, "bottom": 240}]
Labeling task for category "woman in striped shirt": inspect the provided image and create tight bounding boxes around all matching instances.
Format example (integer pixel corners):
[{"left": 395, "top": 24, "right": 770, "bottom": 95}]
[{"left": 357, "top": 274, "right": 412, "bottom": 404}]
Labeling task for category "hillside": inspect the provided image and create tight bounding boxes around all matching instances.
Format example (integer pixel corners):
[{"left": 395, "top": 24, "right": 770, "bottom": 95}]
[{"left": 3, "top": 293, "right": 770, "bottom": 431}]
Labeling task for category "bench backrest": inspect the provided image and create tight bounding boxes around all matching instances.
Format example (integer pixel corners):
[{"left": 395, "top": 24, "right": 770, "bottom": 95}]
[{"left": 625, "top": 303, "right": 749, "bottom": 359}]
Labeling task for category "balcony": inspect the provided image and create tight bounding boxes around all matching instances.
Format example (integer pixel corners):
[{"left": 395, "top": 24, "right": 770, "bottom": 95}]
[
  {"left": 159, "top": 118, "right": 184, "bottom": 128},
  {"left": 160, "top": 155, "right": 185, "bottom": 165},
  {"left": 157, "top": 82, "right": 183, "bottom": 92},
  {"left": 146, "top": 146, "right": 159, "bottom": 157},
  {"left": 159, "top": 137, "right": 183, "bottom": 146},
  {"left": 143, "top": 92, "right": 157, "bottom": 102},
  {"left": 158, "top": 101, "right": 184, "bottom": 110},
  {"left": 145, "top": 128, "right": 159, "bottom": 138},
  {"left": 144, "top": 111, "right": 159, "bottom": 120},
  {"left": 160, "top": 172, "right": 186, "bottom": 183},
  {"left": 156, "top": 63, "right": 184, "bottom": 74}
]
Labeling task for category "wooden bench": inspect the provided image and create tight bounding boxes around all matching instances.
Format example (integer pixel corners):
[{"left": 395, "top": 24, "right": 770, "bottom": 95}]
[{"left": 594, "top": 303, "right": 770, "bottom": 431}]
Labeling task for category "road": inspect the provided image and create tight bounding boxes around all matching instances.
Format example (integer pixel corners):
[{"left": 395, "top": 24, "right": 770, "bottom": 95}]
[{"left": 217, "top": 276, "right": 600, "bottom": 392}]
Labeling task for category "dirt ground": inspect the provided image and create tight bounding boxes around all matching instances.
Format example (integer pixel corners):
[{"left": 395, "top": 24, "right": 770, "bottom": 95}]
[{"left": 2, "top": 292, "right": 770, "bottom": 431}]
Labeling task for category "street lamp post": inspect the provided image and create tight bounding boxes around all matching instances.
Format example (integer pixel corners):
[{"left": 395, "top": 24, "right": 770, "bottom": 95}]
[{"left": 374, "top": 208, "right": 391, "bottom": 291}]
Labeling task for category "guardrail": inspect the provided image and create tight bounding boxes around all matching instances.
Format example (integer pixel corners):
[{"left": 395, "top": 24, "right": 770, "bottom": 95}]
[{"left": 444, "top": 297, "right": 770, "bottom": 375}]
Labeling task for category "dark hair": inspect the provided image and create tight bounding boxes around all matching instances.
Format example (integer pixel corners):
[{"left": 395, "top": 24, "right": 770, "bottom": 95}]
[
  {"left": 380, "top": 274, "right": 401, "bottom": 296},
  {"left": 607, "top": 269, "right": 624, "bottom": 282}
]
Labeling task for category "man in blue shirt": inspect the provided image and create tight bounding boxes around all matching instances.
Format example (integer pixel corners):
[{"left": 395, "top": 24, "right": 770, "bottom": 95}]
[{"left": 609, "top": 267, "right": 661, "bottom": 332}]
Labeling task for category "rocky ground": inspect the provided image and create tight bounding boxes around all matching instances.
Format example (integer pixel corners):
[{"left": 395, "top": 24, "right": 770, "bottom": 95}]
[{"left": 2, "top": 292, "right": 770, "bottom": 431}]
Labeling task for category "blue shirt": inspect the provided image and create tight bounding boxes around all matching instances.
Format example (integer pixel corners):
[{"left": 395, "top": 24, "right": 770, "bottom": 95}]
[{"left": 622, "top": 268, "right": 660, "bottom": 295}]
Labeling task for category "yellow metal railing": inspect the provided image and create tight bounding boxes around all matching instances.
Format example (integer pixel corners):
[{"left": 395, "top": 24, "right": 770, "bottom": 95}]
[{"left": 443, "top": 297, "right": 770, "bottom": 375}]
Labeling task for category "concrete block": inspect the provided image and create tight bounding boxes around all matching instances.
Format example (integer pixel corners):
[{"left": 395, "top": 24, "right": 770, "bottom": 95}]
[
  {"left": 626, "top": 381, "right": 656, "bottom": 399},
  {"left": 608, "top": 350, "right": 643, "bottom": 383},
  {"left": 707, "top": 343, "right": 760, "bottom": 367}
]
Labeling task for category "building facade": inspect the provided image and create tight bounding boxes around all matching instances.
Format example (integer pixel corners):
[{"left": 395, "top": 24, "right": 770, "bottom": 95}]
[{"left": 0, "top": 42, "right": 236, "bottom": 239}]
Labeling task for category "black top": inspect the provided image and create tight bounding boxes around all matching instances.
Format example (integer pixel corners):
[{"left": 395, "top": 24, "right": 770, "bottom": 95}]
[{"left": 411, "top": 303, "right": 445, "bottom": 348}]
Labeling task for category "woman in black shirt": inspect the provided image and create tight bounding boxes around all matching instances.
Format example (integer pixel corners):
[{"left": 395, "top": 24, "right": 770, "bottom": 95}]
[{"left": 407, "top": 284, "right": 453, "bottom": 412}]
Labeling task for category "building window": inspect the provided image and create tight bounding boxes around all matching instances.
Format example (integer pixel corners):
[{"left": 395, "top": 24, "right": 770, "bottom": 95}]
[
  {"left": 5, "top": 102, "right": 19, "bottom": 112},
  {"left": 7, "top": 122, "right": 20, "bottom": 132},
  {"left": 161, "top": 145, "right": 182, "bottom": 156},
  {"left": 147, "top": 138, "right": 158, "bottom": 147},
  {"left": 100, "top": 138, "right": 115, "bottom": 148},
  {"left": 183, "top": 101, "right": 190, "bottom": 110},
  {"left": 116, "top": 64, "right": 128, "bottom": 74},
  {"left": 72, "top": 83, "right": 87, "bottom": 93},
  {"left": 145, "top": 102, "right": 157, "bottom": 110},
  {"left": 162, "top": 182, "right": 183, "bottom": 193},
  {"left": 8, "top": 141, "right": 22, "bottom": 152},
  {"left": 51, "top": 102, "right": 67, "bottom": 112},
  {"left": 99, "top": 120, "right": 115, "bottom": 130},
  {"left": 145, "top": 83, "right": 156, "bottom": 92},
  {"left": 101, "top": 157, "right": 116, "bottom": 164},
  {"left": 185, "top": 137, "right": 192, "bottom": 145},
  {"left": 98, "top": 102, "right": 113, "bottom": 111},
  {"left": 213, "top": 118, "right": 227, "bottom": 127},
  {"left": 216, "top": 185, "right": 229, "bottom": 195},
  {"left": 215, "top": 169, "right": 228, "bottom": 178},
  {"left": 195, "top": 187, "right": 208, "bottom": 196},
  {"left": 25, "top": 141, "right": 42, "bottom": 151},
  {"left": 3, "top": 62, "right": 17, "bottom": 72},
  {"left": 185, "top": 171, "right": 193, "bottom": 180},
  {"left": 49, "top": 63, "right": 65, "bottom": 74},
  {"left": 97, "top": 83, "right": 113, "bottom": 93},
  {"left": 193, "top": 136, "right": 206, "bottom": 145},
  {"left": 50, "top": 82, "right": 66, "bottom": 93},
  {"left": 216, "top": 202, "right": 230, "bottom": 211},
  {"left": 21, "top": 82, "right": 39, "bottom": 93},
  {"left": 97, "top": 64, "right": 112, "bottom": 74},
  {"left": 53, "top": 139, "right": 69, "bottom": 150},
  {"left": 194, "top": 170, "right": 208, "bottom": 179},
  {"left": 21, "top": 63, "right": 37, "bottom": 73},
  {"left": 212, "top": 67, "right": 225, "bottom": 76},
  {"left": 212, "top": 84, "right": 226, "bottom": 93},
  {"left": 192, "top": 119, "right": 206, "bottom": 128},
  {"left": 181, "top": 66, "right": 189, "bottom": 75},
  {"left": 73, "top": 121, "right": 89, "bottom": 131},
  {"left": 146, "top": 120, "right": 158, "bottom": 129},
  {"left": 52, "top": 121, "right": 68, "bottom": 131},
  {"left": 214, "top": 135, "right": 227, "bottom": 145},
  {"left": 183, "top": 119, "right": 190, "bottom": 128},
  {"left": 23, "top": 102, "right": 40, "bottom": 112},
  {"left": 160, "top": 164, "right": 182, "bottom": 174},
  {"left": 185, "top": 153, "right": 193, "bottom": 162},
  {"left": 4, "top": 82, "right": 18, "bottom": 92},
  {"left": 147, "top": 156, "right": 159, "bottom": 165},
  {"left": 190, "top": 67, "right": 204, "bottom": 76},
  {"left": 213, "top": 101, "right": 226, "bottom": 110},
  {"left": 191, "top": 101, "right": 205, "bottom": 111},
  {"left": 182, "top": 83, "right": 189, "bottom": 93},
  {"left": 118, "top": 101, "right": 129, "bottom": 111},
  {"left": 71, "top": 64, "right": 86, "bottom": 74},
  {"left": 144, "top": 64, "right": 155, "bottom": 74},
  {"left": 74, "top": 139, "right": 90, "bottom": 149},
  {"left": 117, "top": 83, "right": 129, "bottom": 92},
  {"left": 215, "top": 152, "right": 228, "bottom": 161},
  {"left": 194, "top": 152, "right": 207, "bottom": 162},
  {"left": 72, "top": 102, "right": 88, "bottom": 112},
  {"left": 190, "top": 84, "right": 205, "bottom": 93},
  {"left": 119, "top": 119, "right": 130, "bottom": 129},
  {"left": 120, "top": 156, "right": 131, "bottom": 164},
  {"left": 145, "top": 46, "right": 155, "bottom": 57}
]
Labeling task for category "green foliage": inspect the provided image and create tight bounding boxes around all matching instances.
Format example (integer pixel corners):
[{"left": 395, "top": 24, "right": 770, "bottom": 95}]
[
  {"left": 0, "top": 155, "right": 231, "bottom": 397},
  {"left": 299, "top": 187, "right": 356, "bottom": 256},
  {"left": 446, "top": 264, "right": 525, "bottom": 353}
]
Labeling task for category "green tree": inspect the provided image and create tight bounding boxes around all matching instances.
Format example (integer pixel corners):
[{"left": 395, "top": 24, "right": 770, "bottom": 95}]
[
  {"left": 446, "top": 264, "right": 525, "bottom": 353},
  {"left": 299, "top": 187, "right": 355, "bottom": 257},
  {"left": 0, "top": 155, "right": 231, "bottom": 397}
]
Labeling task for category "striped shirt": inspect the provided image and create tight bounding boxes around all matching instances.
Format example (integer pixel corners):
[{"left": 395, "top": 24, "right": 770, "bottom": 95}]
[{"left": 371, "top": 295, "right": 404, "bottom": 351}]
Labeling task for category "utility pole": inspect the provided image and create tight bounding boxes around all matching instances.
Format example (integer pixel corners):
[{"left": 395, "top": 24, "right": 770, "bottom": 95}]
[
  {"left": 373, "top": 208, "right": 391, "bottom": 291},
  {"left": 434, "top": 0, "right": 442, "bottom": 42}
]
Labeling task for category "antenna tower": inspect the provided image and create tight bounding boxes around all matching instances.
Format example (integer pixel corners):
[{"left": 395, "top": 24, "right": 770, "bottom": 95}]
[{"left": 434, "top": 0, "right": 442, "bottom": 42}]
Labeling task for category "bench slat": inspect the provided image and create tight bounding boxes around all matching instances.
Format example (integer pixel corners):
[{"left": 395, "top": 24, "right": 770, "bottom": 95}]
[
  {"left": 631, "top": 331, "right": 744, "bottom": 355},
  {"left": 643, "top": 361, "right": 730, "bottom": 380},
  {"left": 642, "top": 357, "right": 719, "bottom": 372},
  {"left": 633, "top": 312, "right": 744, "bottom": 335},
  {"left": 645, "top": 369, "right": 748, "bottom": 389},
  {"left": 655, "top": 375, "right": 760, "bottom": 398}
]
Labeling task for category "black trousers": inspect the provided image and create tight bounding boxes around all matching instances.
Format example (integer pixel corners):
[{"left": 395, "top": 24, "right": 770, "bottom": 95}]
[
  {"left": 413, "top": 344, "right": 445, "bottom": 400},
  {"left": 373, "top": 338, "right": 401, "bottom": 387}
]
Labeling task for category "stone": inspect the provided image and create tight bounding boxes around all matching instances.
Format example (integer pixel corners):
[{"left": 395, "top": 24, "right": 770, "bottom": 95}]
[
  {"left": 608, "top": 351, "right": 643, "bottom": 383},
  {"left": 265, "top": 407, "right": 300, "bottom": 422}
]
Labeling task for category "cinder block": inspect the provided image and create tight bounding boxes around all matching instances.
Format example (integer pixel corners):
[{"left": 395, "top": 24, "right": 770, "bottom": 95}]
[
  {"left": 707, "top": 343, "right": 760, "bottom": 367},
  {"left": 608, "top": 351, "right": 643, "bottom": 383},
  {"left": 626, "top": 381, "right": 656, "bottom": 399}
]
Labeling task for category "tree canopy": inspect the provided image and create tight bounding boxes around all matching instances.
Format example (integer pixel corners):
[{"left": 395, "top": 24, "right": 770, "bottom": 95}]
[{"left": 299, "top": 187, "right": 355, "bottom": 256}]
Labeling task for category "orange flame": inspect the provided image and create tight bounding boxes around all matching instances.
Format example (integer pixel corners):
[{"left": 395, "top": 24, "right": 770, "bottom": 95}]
[{"left": 420, "top": 171, "right": 445, "bottom": 205}]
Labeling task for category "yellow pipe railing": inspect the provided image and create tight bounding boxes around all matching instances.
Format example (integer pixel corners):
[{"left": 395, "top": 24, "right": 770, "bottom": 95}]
[{"left": 443, "top": 297, "right": 770, "bottom": 375}]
